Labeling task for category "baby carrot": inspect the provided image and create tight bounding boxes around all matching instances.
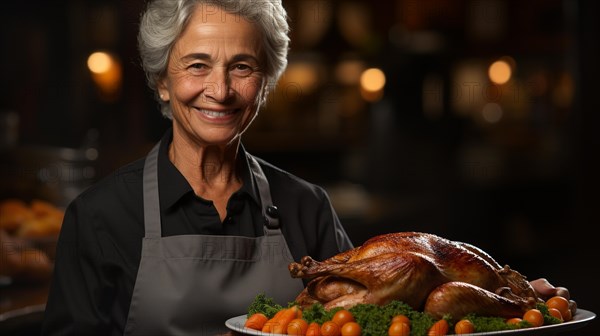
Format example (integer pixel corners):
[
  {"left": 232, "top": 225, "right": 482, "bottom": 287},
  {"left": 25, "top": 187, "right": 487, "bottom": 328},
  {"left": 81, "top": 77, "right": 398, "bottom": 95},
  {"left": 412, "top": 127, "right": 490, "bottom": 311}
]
[
  {"left": 262, "top": 309, "right": 287, "bottom": 333},
  {"left": 272, "top": 306, "right": 301, "bottom": 334},
  {"left": 428, "top": 319, "right": 449, "bottom": 336},
  {"left": 245, "top": 313, "right": 268, "bottom": 331}
]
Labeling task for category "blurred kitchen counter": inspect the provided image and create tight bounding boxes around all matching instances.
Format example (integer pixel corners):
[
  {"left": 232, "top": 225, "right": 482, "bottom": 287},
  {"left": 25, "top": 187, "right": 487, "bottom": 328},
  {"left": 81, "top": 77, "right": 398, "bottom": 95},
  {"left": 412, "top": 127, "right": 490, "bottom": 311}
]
[{"left": 0, "top": 280, "right": 49, "bottom": 334}]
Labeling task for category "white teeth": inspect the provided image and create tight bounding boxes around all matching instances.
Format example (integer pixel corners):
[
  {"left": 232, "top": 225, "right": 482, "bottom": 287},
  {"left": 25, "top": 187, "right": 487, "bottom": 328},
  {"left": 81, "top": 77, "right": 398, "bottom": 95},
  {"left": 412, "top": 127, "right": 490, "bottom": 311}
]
[{"left": 199, "top": 109, "right": 235, "bottom": 117}]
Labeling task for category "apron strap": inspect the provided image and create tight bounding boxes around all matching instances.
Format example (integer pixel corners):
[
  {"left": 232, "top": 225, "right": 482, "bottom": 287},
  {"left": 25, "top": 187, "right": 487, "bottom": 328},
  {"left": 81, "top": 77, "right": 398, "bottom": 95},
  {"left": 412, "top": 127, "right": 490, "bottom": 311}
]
[
  {"left": 247, "top": 155, "right": 281, "bottom": 236},
  {"left": 142, "top": 142, "right": 162, "bottom": 238}
]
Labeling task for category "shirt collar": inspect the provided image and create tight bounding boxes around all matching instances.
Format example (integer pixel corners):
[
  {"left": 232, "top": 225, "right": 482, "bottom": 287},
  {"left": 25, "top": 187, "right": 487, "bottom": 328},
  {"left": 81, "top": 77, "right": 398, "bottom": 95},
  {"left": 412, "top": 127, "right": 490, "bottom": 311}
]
[{"left": 157, "top": 127, "right": 260, "bottom": 210}]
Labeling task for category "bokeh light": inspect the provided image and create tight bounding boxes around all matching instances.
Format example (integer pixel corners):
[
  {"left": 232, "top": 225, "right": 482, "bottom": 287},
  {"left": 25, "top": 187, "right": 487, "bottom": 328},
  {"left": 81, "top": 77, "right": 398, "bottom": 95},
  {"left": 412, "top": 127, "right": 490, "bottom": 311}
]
[
  {"left": 488, "top": 59, "right": 512, "bottom": 85},
  {"left": 482, "top": 102, "right": 503, "bottom": 123},
  {"left": 87, "top": 51, "right": 122, "bottom": 101},
  {"left": 360, "top": 68, "right": 386, "bottom": 92},
  {"left": 360, "top": 68, "right": 386, "bottom": 102},
  {"left": 87, "top": 52, "right": 114, "bottom": 74}
]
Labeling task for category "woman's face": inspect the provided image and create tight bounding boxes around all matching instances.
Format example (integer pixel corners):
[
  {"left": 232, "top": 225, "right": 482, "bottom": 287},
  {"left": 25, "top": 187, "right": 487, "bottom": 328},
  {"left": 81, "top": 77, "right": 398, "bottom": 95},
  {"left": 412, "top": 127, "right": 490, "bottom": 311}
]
[{"left": 158, "top": 5, "right": 265, "bottom": 147}]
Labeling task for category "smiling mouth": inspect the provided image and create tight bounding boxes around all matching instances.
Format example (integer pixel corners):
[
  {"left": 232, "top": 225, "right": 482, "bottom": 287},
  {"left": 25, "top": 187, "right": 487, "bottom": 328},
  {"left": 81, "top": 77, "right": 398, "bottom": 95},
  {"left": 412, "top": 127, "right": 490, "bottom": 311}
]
[{"left": 195, "top": 108, "right": 239, "bottom": 118}]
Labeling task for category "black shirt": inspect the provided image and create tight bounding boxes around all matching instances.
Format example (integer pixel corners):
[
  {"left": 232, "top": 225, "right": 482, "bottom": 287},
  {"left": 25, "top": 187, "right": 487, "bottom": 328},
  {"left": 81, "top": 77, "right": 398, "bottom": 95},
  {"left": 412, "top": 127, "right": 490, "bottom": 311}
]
[{"left": 41, "top": 128, "right": 353, "bottom": 335}]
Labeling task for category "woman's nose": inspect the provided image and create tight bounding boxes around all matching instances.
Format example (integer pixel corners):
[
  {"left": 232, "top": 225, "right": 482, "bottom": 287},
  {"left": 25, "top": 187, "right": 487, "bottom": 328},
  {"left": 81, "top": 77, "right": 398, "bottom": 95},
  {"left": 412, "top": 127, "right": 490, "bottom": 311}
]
[{"left": 203, "top": 68, "right": 231, "bottom": 103}]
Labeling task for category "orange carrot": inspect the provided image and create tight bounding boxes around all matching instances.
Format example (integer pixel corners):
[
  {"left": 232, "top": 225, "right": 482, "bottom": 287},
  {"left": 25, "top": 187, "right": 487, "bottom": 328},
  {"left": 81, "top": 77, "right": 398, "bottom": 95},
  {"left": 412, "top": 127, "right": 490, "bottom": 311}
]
[
  {"left": 272, "top": 306, "right": 301, "bottom": 334},
  {"left": 428, "top": 319, "right": 449, "bottom": 336},
  {"left": 245, "top": 313, "right": 269, "bottom": 331},
  {"left": 262, "top": 309, "right": 287, "bottom": 333},
  {"left": 262, "top": 318, "right": 278, "bottom": 333}
]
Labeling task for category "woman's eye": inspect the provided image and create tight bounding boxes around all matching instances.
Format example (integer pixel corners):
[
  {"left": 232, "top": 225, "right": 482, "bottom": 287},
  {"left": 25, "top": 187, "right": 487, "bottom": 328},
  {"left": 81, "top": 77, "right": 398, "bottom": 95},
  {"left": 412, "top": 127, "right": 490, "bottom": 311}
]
[
  {"left": 231, "top": 64, "right": 255, "bottom": 76},
  {"left": 188, "top": 63, "right": 208, "bottom": 73}
]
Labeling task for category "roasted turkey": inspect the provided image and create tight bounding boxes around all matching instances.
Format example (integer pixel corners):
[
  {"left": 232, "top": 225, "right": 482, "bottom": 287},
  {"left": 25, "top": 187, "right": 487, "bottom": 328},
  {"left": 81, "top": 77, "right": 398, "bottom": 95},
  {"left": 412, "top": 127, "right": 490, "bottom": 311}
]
[{"left": 288, "top": 232, "right": 540, "bottom": 320}]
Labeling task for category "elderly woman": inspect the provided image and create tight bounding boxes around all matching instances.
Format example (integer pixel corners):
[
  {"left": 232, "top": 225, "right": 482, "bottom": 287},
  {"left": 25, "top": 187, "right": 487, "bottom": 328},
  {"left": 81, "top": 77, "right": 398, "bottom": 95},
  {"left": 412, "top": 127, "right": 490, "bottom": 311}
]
[
  {"left": 42, "top": 0, "right": 575, "bottom": 334},
  {"left": 42, "top": 0, "right": 353, "bottom": 334}
]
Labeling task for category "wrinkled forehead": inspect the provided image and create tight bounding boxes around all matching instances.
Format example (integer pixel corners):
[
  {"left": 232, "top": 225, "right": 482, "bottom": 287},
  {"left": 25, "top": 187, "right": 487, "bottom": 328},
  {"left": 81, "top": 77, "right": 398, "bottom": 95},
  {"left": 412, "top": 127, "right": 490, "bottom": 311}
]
[
  {"left": 190, "top": 3, "right": 254, "bottom": 27},
  {"left": 169, "top": 4, "right": 264, "bottom": 58},
  {"left": 182, "top": 4, "right": 262, "bottom": 47}
]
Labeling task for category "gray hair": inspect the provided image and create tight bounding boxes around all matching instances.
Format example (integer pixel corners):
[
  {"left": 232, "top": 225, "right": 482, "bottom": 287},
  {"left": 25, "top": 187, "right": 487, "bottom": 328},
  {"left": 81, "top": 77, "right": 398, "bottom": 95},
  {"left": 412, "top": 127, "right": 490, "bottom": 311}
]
[{"left": 138, "top": 0, "right": 290, "bottom": 119}]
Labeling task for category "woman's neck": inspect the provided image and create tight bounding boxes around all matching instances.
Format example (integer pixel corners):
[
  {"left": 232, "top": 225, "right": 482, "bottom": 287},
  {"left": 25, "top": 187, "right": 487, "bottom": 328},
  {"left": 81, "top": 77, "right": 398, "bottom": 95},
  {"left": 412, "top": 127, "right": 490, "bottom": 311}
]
[{"left": 169, "top": 129, "right": 242, "bottom": 216}]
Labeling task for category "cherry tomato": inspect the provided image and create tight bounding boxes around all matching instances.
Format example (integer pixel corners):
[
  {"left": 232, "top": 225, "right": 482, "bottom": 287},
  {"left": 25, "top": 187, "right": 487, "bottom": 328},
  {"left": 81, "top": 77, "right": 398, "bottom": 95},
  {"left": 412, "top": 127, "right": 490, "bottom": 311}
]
[
  {"left": 391, "top": 315, "right": 410, "bottom": 326},
  {"left": 388, "top": 321, "right": 410, "bottom": 336},
  {"left": 506, "top": 317, "right": 522, "bottom": 325},
  {"left": 332, "top": 309, "right": 355, "bottom": 327},
  {"left": 523, "top": 309, "right": 544, "bottom": 327},
  {"left": 340, "top": 321, "right": 361, "bottom": 336},
  {"left": 306, "top": 322, "right": 322, "bottom": 336},
  {"left": 562, "top": 307, "right": 573, "bottom": 322},
  {"left": 321, "top": 321, "right": 341, "bottom": 336},
  {"left": 546, "top": 296, "right": 570, "bottom": 320},
  {"left": 548, "top": 308, "right": 564, "bottom": 322},
  {"left": 287, "top": 318, "right": 309, "bottom": 335},
  {"left": 427, "top": 319, "right": 449, "bottom": 336},
  {"left": 454, "top": 319, "right": 475, "bottom": 334}
]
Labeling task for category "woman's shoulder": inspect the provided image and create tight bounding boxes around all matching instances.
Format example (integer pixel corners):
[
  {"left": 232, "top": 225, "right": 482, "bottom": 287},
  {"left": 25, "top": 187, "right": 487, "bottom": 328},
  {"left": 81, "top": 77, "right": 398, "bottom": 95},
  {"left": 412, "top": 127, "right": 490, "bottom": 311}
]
[{"left": 70, "top": 157, "right": 146, "bottom": 210}]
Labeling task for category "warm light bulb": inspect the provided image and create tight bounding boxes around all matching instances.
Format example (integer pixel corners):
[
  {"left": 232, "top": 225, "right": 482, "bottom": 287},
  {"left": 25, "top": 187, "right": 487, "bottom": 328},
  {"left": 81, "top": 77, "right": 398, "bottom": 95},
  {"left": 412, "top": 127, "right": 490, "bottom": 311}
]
[
  {"left": 87, "top": 52, "right": 113, "bottom": 74},
  {"left": 87, "top": 51, "right": 122, "bottom": 102},
  {"left": 360, "top": 68, "right": 386, "bottom": 92},
  {"left": 488, "top": 60, "right": 512, "bottom": 85}
]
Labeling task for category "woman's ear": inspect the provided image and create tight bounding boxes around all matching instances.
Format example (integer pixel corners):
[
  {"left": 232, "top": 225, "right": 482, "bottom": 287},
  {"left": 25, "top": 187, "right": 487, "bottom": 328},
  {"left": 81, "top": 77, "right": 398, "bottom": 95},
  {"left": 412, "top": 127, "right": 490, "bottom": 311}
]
[{"left": 157, "top": 78, "right": 170, "bottom": 101}]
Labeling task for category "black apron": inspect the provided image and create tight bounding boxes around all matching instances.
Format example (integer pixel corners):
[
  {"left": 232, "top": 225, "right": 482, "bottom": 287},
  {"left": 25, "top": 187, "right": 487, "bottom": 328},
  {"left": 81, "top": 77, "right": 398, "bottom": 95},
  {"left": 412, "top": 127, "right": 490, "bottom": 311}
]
[{"left": 124, "top": 142, "right": 304, "bottom": 335}]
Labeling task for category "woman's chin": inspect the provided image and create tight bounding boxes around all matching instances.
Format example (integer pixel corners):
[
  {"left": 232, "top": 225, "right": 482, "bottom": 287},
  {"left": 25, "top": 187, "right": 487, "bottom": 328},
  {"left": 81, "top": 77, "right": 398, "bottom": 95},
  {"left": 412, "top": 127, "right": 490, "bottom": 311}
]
[{"left": 193, "top": 131, "right": 242, "bottom": 147}]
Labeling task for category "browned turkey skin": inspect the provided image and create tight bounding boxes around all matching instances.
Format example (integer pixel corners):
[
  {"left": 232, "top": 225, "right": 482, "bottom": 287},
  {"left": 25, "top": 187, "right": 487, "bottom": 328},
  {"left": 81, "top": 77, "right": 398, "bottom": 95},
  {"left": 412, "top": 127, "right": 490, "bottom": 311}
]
[{"left": 288, "top": 232, "right": 539, "bottom": 321}]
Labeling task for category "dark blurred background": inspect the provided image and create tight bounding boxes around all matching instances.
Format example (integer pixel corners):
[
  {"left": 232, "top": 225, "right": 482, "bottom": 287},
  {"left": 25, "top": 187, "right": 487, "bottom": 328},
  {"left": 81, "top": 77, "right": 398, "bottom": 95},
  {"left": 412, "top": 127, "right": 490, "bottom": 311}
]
[{"left": 1, "top": 0, "right": 598, "bottom": 334}]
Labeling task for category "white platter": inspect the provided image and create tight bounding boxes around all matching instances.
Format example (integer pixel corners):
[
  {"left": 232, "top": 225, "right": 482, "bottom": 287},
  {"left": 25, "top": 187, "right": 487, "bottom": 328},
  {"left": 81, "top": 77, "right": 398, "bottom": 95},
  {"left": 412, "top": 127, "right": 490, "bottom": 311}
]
[{"left": 225, "top": 308, "right": 595, "bottom": 335}]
